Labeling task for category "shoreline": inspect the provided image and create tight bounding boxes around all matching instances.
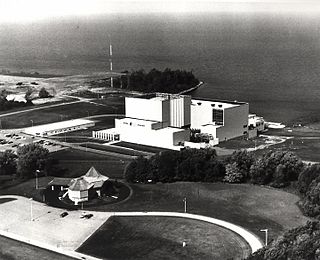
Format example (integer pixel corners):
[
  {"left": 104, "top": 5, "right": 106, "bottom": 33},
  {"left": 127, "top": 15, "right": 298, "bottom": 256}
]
[
  {"left": 178, "top": 81, "right": 204, "bottom": 95},
  {"left": 0, "top": 73, "right": 65, "bottom": 79}
]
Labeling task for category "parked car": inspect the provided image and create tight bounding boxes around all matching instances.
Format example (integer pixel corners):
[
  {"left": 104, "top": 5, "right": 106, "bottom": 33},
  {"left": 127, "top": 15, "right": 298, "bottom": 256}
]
[
  {"left": 60, "top": 212, "right": 68, "bottom": 218},
  {"left": 81, "top": 214, "right": 93, "bottom": 219}
]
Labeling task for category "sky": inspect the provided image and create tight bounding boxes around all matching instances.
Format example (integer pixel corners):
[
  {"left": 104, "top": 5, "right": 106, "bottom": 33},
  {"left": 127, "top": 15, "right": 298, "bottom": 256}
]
[{"left": 0, "top": 0, "right": 320, "bottom": 23}]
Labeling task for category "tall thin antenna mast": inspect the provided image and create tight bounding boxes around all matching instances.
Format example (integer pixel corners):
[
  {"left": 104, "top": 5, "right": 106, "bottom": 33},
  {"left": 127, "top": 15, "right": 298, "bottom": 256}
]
[{"left": 108, "top": 34, "right": 113, "bottom": 88}]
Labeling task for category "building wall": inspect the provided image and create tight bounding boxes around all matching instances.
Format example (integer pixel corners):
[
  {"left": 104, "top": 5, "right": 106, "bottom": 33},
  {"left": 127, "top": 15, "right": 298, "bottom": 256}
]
[
  {"left": 191, "top": 99, "right": 249, "bottom": 142},
  {"left": 68, "top": 190, "right": 89, "bottom": 204},
  {"left": 216, "top": 104, "right": 249, "bottom": 141},
  {"left": 170, "top": 96, "right": 191, "bottom": 127},
  {"left": 125, "top": 97, "right": 170, "bottom": 123},
  {"left": 118, "top": 125, "right": 189, "bottom": 149}
]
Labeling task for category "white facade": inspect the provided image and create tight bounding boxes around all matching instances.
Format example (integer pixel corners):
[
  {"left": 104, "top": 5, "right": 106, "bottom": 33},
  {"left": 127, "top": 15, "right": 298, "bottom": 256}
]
[
  {"left": 125, "top": 96, "right": 170, "bottom": 123},
  {"left": 125, "top": 93, "right": 191, "bottom": 128},
  {"left": 93, "top": 117, "right": 189, "bottom": 150},
  {"left": 93, "top": 94, "right": 249, "bottom": 149},
  {"left": 248, "top": 114, "right": 266, "bottom": 132},
  {"left": 191, "top": 99, "right": 249, "bottom": 142},
  {"left": 24, "top": 119, "right": 95, "bottom": 137},
  {"left": 68, "top": 190, "right": 89, "bottom": 205}
]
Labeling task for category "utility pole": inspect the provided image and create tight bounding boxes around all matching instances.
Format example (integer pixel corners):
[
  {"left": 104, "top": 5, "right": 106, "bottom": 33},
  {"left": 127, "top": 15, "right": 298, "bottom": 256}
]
[
  {"left": 260, "top": 229, "right": 268, "bottom": 246},
  {"left": 183, "top": 197, "right": 187, "bottom": 213},
  {"left": 109, "top": 34, "right": 113, "bottom": 88}
]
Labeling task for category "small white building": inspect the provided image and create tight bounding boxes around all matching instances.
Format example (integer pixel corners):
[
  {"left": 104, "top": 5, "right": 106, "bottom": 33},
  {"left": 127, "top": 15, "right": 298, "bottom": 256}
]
[
  {"left": 24, "top": 119, "right": 95, "bottom": 137},
  {"left": 68, "top": 177, "right": 93, "bottom": 205},
  {"left": 248, "top": 114, "right": 266, "bottom": 133}
]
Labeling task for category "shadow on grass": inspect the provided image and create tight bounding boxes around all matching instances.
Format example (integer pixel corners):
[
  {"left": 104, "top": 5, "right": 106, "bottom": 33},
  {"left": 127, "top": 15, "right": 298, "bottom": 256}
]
[{"left": 0, "top": 198, "right": 17, "bottom": 204}]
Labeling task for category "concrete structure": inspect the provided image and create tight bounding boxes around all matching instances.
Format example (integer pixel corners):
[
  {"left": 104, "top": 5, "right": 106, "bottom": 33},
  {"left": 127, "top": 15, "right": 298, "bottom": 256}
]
[
  {"left": 191, "top": 98, "right": 249, "bottom": 143},
  {"left": 24, "top": 119, "right": 95, "bottom": 137},
  {"left": 248, "top": 114, "right": 266, "bottom": 133},
  {"left": 93, "top": 93, "right": 249, "bottom": 149},
  {"left": 125, "top": 93, "right": 191, "bottom": 128},
  {"left": 93, "top": 93, "right": 191, "bottom": 149}
]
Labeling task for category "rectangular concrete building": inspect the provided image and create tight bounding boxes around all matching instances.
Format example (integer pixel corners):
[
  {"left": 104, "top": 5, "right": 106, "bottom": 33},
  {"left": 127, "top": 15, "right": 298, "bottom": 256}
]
[{"left": 191, "top": 98, "right": 249, "bottom": 142}]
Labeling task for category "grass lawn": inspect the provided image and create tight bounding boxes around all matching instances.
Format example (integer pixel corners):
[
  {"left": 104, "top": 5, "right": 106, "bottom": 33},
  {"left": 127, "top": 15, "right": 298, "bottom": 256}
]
[
  {"left": 0, "top": 101, "right": 124, "bottom": 129},
  {"left": 50, "top": 148, "right": 131, "bottom": 178},
  {"left": 113, "top": 142, "right": 173, "bottom": 154},
  {"left": 81, "top": 143, "right": 151, "bottom": 156},
  {"left": 89, "top": 182, "right": 309, "bottom": 242},
  {"left": 0, "top": 236, "right": 75, "bottom": 260},
  {"left": 77, "top": 216, "right": 250, "bottom": 260}
]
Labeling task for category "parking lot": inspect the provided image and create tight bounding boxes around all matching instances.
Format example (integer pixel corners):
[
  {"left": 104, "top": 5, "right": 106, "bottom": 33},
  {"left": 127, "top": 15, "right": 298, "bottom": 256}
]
[{"left": 0, "top": 131, "right": 67, "bottom": 153}]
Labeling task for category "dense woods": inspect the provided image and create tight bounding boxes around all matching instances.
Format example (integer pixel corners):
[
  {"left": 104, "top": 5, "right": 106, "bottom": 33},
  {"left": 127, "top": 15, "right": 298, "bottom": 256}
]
[
  {"left": 248, "top": 221, "right": 320, "bottom": 260},
  {"left": 113, "top": 68, "right": 200, "bottom": 93}
]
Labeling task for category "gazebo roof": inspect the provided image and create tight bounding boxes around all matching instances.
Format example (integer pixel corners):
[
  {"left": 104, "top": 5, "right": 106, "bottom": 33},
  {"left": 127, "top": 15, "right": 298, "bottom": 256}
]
[
  {"left": 48, "top": 177, "right": 71, "bottom": 186},
  {"left": 83, "top": 166, "right": 109, "bottom": 184},
  {"left": 68, "top": 177, "right": 93, "bottom": 191}
]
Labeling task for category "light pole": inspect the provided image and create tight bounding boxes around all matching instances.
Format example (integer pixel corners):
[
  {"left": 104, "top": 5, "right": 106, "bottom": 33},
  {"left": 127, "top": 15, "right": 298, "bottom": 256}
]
[
  {"left": 260, "top": 229, "right": 268, "bottom": 246},
  {"left": 30, "top": 120, "right": 33, "bottom": 127},
  {"left": 29, "top": 198, "right": 34, "bottom": 221},
  {"left": 183, "top": 197, "right": 187, "bottom": 213},
  {"left": 35, "top": 169, "right": 40, "bottom": 189}
]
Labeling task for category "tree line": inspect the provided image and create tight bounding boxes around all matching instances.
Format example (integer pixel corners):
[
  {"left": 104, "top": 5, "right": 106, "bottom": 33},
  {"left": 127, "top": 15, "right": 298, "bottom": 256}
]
[
  {"left": 113, "top": 68, "right": 200, "bottom": 93},
  {"left": 124, "top": 149, "right": 305, "bottom": 189}
]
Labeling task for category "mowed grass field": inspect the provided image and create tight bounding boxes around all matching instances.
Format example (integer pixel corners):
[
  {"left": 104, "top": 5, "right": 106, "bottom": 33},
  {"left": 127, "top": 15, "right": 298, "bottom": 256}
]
[
  {"left": 89, "top": 182, "right": 309, "bottom": 242},
  {"left": 50, "top": 148, "right": 131, "bottom": 179},
  {"left": 0, "top": 235, "right": 74, "bottom": 260},
  {"left": 0, "top": 98, "right": 124, "bottom": 129},
  {"left": 77, "top": 216, "right": 251, "bottom": 260}
]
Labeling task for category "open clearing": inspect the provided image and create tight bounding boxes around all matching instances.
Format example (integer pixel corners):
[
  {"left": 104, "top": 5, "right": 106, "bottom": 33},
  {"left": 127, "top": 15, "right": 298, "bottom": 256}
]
[
  {"left": 78, "top": 216, "right": 251, "bottom": 260},
  {"left": 89, "top": 182, "right": 309, "bottom": 242},
  {"left": 0, "top": 99, "right": 124, "bottom": 129}
]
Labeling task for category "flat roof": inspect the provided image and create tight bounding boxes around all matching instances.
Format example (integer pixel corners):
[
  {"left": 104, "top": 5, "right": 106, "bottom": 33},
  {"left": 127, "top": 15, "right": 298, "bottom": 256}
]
[
  {"left": 25, "top": 119, "right": 94, "bottom": 133},
  {"left": 192, "top": 97, "right": 248, "bottom": 106},
  {"left": 136, "top": 92, "right": 190, "bottom": 100}
]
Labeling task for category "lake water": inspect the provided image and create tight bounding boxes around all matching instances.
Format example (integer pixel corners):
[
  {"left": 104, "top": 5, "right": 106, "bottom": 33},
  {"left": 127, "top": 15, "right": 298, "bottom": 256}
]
[{"left": 1, "top": 13, "right": 320, "bottom": 123}]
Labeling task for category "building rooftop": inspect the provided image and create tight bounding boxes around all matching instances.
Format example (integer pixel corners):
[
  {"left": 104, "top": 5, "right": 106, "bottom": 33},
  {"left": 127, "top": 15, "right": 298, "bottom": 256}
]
[
  {"left": 138, "top": 92, "right": 190, "bottom": 101},
  {"left": 24, "top": 119, "right": 94, "bottom": 134},
  {"left": 68, "top": 177, "right": 93, "bottom": 191},
  {"left": 48, "top": 177, "right": 71, "bottom": 186},
  {"left": 192, "top": 97, "right": 248, "bottom": 106}
]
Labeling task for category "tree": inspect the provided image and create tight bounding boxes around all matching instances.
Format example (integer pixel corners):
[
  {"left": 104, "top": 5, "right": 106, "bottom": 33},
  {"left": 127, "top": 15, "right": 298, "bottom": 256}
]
[
  {"left": 25, "top": 87, "right": 33, "bottom": 102},
  {"left": 38, "top": 87, "right": 50, "bottom": 98},
  {"left": 249, "top": 151, "right": 303, "bottom": 187},
  {"left": 298, "top": 164, "right": 320, "bottom": 195},
  {"left": 226, "top": 150, "right": 255, "bottom": 181},
  {"left": 0, "top": 150, "right": 17, "bottom": 175},
  {"left": 223, "top": 162, "right": 244, "bottom": 183},
  {"left": 16, "top": 143, "right": 49, "bottom": 179}
]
